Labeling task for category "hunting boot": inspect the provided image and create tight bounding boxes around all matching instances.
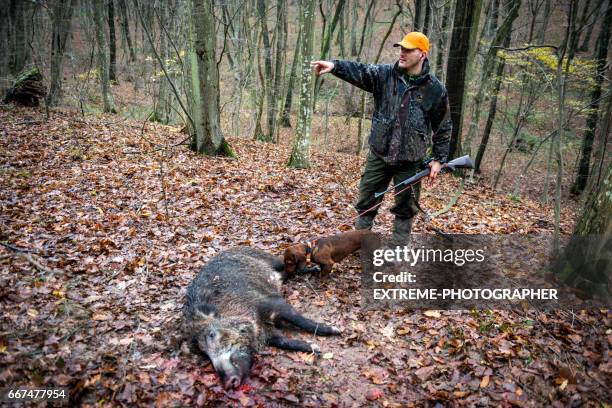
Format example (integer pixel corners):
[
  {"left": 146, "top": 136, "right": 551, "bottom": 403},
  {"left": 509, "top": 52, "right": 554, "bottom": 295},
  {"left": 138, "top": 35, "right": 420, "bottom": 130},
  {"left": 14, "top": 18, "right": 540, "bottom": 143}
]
[
  {"left": 355, "top": 214, "right": 375, "bottom": 230},
  {"left": 390, "top": 216, "right": 414, "bottom": 247}
]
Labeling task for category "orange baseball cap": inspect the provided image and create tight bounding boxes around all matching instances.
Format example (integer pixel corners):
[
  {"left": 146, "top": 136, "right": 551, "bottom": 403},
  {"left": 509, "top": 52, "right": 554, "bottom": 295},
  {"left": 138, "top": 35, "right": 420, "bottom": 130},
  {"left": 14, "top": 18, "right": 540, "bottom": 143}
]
[{"left": 393, "top": 32, "right": 429, "bottom": 53}]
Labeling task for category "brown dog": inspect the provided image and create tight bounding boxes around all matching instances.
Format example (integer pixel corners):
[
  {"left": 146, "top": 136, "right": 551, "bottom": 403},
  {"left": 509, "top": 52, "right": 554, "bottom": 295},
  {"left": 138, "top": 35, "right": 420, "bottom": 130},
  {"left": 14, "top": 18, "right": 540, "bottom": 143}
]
[{"left": 283, "top": 229, "right": 374, "bottom": 277}]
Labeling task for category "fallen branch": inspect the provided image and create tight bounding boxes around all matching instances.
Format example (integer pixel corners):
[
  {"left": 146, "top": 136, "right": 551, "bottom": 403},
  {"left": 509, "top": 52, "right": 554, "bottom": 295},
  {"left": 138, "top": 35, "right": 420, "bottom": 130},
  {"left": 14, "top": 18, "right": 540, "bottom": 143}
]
[
  {"left": 1, "top": 242, "right": 64, "bottom": 275},
  {"left": 1, "top": 241, "right": 37, "bottom": 253}
]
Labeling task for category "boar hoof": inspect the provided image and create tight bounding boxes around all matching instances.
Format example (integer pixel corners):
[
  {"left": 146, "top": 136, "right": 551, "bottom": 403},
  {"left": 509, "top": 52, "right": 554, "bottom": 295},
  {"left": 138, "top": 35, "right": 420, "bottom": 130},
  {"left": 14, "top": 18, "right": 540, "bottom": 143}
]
[{"left": 309, "top": 343, "right": 321, "bottom": 354}]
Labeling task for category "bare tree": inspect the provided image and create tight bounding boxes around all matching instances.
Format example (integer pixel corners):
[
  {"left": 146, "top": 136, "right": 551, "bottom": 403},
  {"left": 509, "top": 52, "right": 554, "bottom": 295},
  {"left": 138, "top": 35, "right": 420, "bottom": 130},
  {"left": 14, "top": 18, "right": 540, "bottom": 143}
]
[
  {"left": 93, "top": 0, "right": 116, "bottom": 113},
  {"left": 7, "top": 0, "right": 32, "bottom": 75},
  {"left": 288, "top": 0, "right": 316, "bottom": 168},
  {"left": 466, "top": 0, "right": 520, "bottom": 168},
  {"left": 552, "top": 0, "right": 578, "bottom": 256},
  {"left": 444, "top": 0, "right": 484, "bottom": 158},
  {"left": 108, "top": 0, "right": 118, "bottom": 82},
  {"left": 254, "top": 0, "right": 274, "bottom": 142},
  {"left": 48, "top": 0, "right": 75, "bottom": 106},
  {"left": 280, "top": 29, "right": 300, "bottom": 128},
  {"left": 188, "top": 0, "right": 234, "bottom": 156},
  {"left": 571, "top": 1, "right": 611, "bottom": 194},
  {"left": 556, "top": 163, "right": 611, "bottom": 300},
  {"left": 474, "top": 30, "right": 511, "bottom": 173},
  {"left": 434, "top": 0, "right": 453, "bottom": 81},
  {"left": 118, "top": 0, "right": 136, "bottom": 63}
]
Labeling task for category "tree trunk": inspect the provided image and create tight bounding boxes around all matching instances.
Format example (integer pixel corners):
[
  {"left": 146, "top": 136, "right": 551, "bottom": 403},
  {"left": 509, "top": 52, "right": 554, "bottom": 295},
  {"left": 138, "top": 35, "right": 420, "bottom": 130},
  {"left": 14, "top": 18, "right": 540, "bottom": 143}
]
[
  {"left": 93, "top": 0, "right": 116, "bottom": 113},
  {"left": 465, "top": 0, "right": 520, "bottom": 159},
  {"left": 445, "top": 0, "right": 484, "bottom": 159},
  {"left": 435, "top": 1, "right": 452, "bottom": 81},
  {"left": 152, "top": 3, "right": 170, "bottom": 124},
  {"left": 255, "top": 0, "right": 274, "bottom": 142},
  {"left": 336, "top": 0, "right": 346, "bottom": 58},
  {"left": 48, "top": 0, "right": 74, "bottom": 107},
  {"left": 574, "top": 0, "right": 593, "bottom": 50},
  {"left": 280, "top": 29, "right": 301, "bottom": 128},
  {"left": 288, "top": 0, "right": 316, "bottom": 168},
  {"left": 526, "top": 0, "right": 541, "bottom": 43},
  {"left": 350, "top": 0, "right": 357, "bottom": 56},
  {"left": 252, "top": 32, "right": 266, "bottom": 141},
  {"left": 314, "top": 0, "right": 346, "bottom": 100},
  {"left": 9, "top": 0, "right": 31, "bottom": 75},
  {"left": 578, "top": 10, "right": 597, "bottom": 52},
  {"left": 474, "top": 29, "right": 511, "bottom": 172},
  {"left": 557, "top": 163, "right": 611, "bottom": 301},
  {"left": 571, "top": 1, "right": 611, "bottom": 194},
  {"left": 0, "top": 4, "right": 10, "bottom": 87},
  {"left": 108, "top": 0, "right": 118, "bottom": 82},
  {"left": 553, "top": 0, "right": 578, "bottom": 256},
  {"left": 188, "top": 0, "right": 234, "bottom": 156},
  {"left": 414, "top": 0, "right": 423, "bottom": 30},
  {"left": 485, "top": 0, "right": 500, "bottom": 40},
  {"left": 271, "top": 0, "right": 287, "bottom": 142},
  {"left": 536, "top": 0, "right": 551, "bottom": 42},
  {"left": 493, "top": 89, "right": 526, "bottom": 189},
  {"left": 353, "top": 0, "right": 376, "bottom": 149},
  {"left": 118, "top": 0, "right": 136, "bottom": 62},
  {"left": 422, "top": 0, "right": 431, "bottom": 35}
]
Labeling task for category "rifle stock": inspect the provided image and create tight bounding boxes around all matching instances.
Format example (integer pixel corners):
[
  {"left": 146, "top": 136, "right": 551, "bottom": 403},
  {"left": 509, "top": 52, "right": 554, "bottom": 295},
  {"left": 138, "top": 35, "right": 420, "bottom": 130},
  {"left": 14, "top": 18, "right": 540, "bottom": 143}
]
[{"left": 374, "top": 155, "right": 474, "bottom": 198}]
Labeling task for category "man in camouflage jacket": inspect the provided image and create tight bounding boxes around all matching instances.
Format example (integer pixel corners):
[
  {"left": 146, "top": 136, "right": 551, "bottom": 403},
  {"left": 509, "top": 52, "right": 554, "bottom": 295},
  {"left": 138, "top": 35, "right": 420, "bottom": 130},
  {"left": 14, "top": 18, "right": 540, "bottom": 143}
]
[{"left": 313, "top": 32, "right": 452, "bottom": 244}]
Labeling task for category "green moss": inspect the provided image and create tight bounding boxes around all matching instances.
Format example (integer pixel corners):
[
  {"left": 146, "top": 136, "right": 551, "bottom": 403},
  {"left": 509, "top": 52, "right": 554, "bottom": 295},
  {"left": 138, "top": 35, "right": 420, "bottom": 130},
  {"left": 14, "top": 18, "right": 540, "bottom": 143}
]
[
  {"left": 217, "top": 139, "right": 237, "bottom": 158},
  {"left": 14, "top": 67, "right": 41, "bottom": 86}
]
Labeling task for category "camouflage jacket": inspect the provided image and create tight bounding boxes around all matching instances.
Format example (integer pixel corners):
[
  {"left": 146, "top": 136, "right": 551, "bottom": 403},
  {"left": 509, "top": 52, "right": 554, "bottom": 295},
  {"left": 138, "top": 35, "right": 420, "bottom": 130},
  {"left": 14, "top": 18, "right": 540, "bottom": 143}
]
[{"left": 331, "top": 58, "right": 452, "bottom": 164}]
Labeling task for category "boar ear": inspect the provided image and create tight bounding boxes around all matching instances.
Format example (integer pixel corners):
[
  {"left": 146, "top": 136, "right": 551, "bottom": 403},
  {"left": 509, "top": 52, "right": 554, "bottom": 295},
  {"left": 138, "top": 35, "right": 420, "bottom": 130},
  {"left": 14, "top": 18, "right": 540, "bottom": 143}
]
[{"left": 195, "top": 309, "right": 216, "bottom": 322}]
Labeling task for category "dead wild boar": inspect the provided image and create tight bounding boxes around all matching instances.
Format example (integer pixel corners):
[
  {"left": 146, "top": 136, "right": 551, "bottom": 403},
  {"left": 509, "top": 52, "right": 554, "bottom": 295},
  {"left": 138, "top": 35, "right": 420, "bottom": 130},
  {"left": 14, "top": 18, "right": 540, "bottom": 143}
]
[{"left": 183, "top": 247, "right": 341, "bottom": 389}]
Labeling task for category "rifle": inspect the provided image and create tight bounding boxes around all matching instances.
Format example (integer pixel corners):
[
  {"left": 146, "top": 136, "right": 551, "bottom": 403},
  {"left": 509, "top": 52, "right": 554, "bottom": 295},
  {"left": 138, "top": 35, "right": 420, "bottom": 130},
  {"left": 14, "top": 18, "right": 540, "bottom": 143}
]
[{"left": 374, "top": 155, "right": 474, "bottom": 198}]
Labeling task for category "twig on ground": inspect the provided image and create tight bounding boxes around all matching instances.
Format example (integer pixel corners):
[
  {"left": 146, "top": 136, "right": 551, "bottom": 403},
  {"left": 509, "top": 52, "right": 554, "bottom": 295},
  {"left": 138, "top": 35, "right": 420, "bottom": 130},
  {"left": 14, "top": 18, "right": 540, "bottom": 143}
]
[{"left": 1, "top": 242, "right": 64, "bottom": 275}]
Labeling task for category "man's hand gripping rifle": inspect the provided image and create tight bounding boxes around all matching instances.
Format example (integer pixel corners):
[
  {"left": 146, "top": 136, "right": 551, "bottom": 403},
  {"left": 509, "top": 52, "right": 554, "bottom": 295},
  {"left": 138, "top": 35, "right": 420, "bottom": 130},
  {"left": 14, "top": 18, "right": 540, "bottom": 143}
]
[{"left": 374, "top": 155, "right": 475, "bottom": 199}]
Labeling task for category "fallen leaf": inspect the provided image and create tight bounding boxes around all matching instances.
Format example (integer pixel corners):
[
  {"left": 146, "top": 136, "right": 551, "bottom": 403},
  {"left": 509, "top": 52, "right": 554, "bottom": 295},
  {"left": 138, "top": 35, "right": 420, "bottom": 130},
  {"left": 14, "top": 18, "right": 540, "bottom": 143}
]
[
  {"left": 480, "top": 375, "right": 490, "bottom": 388},
  {"left": 297, "top": 352, "right": 315, "bottom": 364},
  {"left": 414, "top": 365, "right": 435, "bottom": 382}
]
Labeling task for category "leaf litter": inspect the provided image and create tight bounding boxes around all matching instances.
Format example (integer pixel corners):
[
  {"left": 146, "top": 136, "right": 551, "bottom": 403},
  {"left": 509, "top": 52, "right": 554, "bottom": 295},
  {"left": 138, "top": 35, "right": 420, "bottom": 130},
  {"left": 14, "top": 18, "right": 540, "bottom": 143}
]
[{"left": 0, "top": 106, "right": 609, "bottom": 406}]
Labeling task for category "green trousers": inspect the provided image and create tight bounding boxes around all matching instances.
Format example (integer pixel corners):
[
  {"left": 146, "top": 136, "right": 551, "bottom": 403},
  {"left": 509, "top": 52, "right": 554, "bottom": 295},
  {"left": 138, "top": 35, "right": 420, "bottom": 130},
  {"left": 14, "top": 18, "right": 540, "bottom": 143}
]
[{"left": 355, "top": 152, "right": 421, "bottom": 224}]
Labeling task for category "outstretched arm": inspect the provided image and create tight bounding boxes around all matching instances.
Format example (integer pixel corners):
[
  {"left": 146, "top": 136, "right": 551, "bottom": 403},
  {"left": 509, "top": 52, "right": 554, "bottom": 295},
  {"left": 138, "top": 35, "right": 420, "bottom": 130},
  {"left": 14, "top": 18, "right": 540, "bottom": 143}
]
[{"left": 312, "top": 59, "right": 382, "bottom": 93}]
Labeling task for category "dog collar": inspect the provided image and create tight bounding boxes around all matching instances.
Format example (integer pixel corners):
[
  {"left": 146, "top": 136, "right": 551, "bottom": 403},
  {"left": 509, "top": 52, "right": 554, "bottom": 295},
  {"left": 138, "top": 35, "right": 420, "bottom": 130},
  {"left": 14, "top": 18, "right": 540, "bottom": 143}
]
[
  {"left": 305, "top": 240, "right": 317, "bottom": 263},
  {"left": 306, "top": 239, "right": 318, "bottom": 254}
]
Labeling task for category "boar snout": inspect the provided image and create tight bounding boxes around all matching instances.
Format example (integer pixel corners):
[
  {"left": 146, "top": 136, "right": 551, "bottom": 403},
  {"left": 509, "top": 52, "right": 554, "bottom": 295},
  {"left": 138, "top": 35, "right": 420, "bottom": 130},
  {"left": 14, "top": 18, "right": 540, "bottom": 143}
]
[{"left": 213, "top": 350, "right": 254, "bottom": 389}]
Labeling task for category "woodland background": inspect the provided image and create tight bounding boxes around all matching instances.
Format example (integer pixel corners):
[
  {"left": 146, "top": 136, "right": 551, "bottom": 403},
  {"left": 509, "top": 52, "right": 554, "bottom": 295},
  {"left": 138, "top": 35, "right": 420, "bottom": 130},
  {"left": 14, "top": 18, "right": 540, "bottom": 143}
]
[{"left": 0, "top": 0, "right": 610, "bottom": 406}]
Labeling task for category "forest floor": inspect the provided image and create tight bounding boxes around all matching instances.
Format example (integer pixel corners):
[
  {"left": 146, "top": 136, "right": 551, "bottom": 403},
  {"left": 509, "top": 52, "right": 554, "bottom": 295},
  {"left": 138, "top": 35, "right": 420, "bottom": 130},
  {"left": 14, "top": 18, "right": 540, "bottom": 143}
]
[{"left": 0, "top": 105, "right": 609, "bottom": 407}]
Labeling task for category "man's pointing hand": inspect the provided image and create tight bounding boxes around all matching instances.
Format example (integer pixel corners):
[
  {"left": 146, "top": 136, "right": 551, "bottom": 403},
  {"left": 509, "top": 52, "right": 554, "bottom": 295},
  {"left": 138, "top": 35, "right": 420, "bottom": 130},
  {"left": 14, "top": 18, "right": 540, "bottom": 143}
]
[{"left": 311, "top": 61, "right": 334, "bottom": 76}]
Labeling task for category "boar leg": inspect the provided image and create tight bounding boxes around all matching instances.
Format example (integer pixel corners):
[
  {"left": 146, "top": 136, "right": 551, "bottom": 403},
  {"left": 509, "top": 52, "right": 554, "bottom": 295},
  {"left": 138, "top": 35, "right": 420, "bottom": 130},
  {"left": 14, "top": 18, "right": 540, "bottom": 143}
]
[
  {"left": 261, "top": 298, "right": 341, "bottom": 336},
  {"left": 267, "top": 334, "right": 321, "bottom": 354},
  {"left": 279, "top": 303, "right": 340, "bottom": 336}
]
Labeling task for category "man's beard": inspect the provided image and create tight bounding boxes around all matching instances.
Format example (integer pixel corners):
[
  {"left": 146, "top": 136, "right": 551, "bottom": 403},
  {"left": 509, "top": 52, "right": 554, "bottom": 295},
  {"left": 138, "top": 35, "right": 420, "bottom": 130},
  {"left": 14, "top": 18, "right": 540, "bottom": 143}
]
[{"left": 400, "top": 59, "right": 419, "bottom": 72}]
